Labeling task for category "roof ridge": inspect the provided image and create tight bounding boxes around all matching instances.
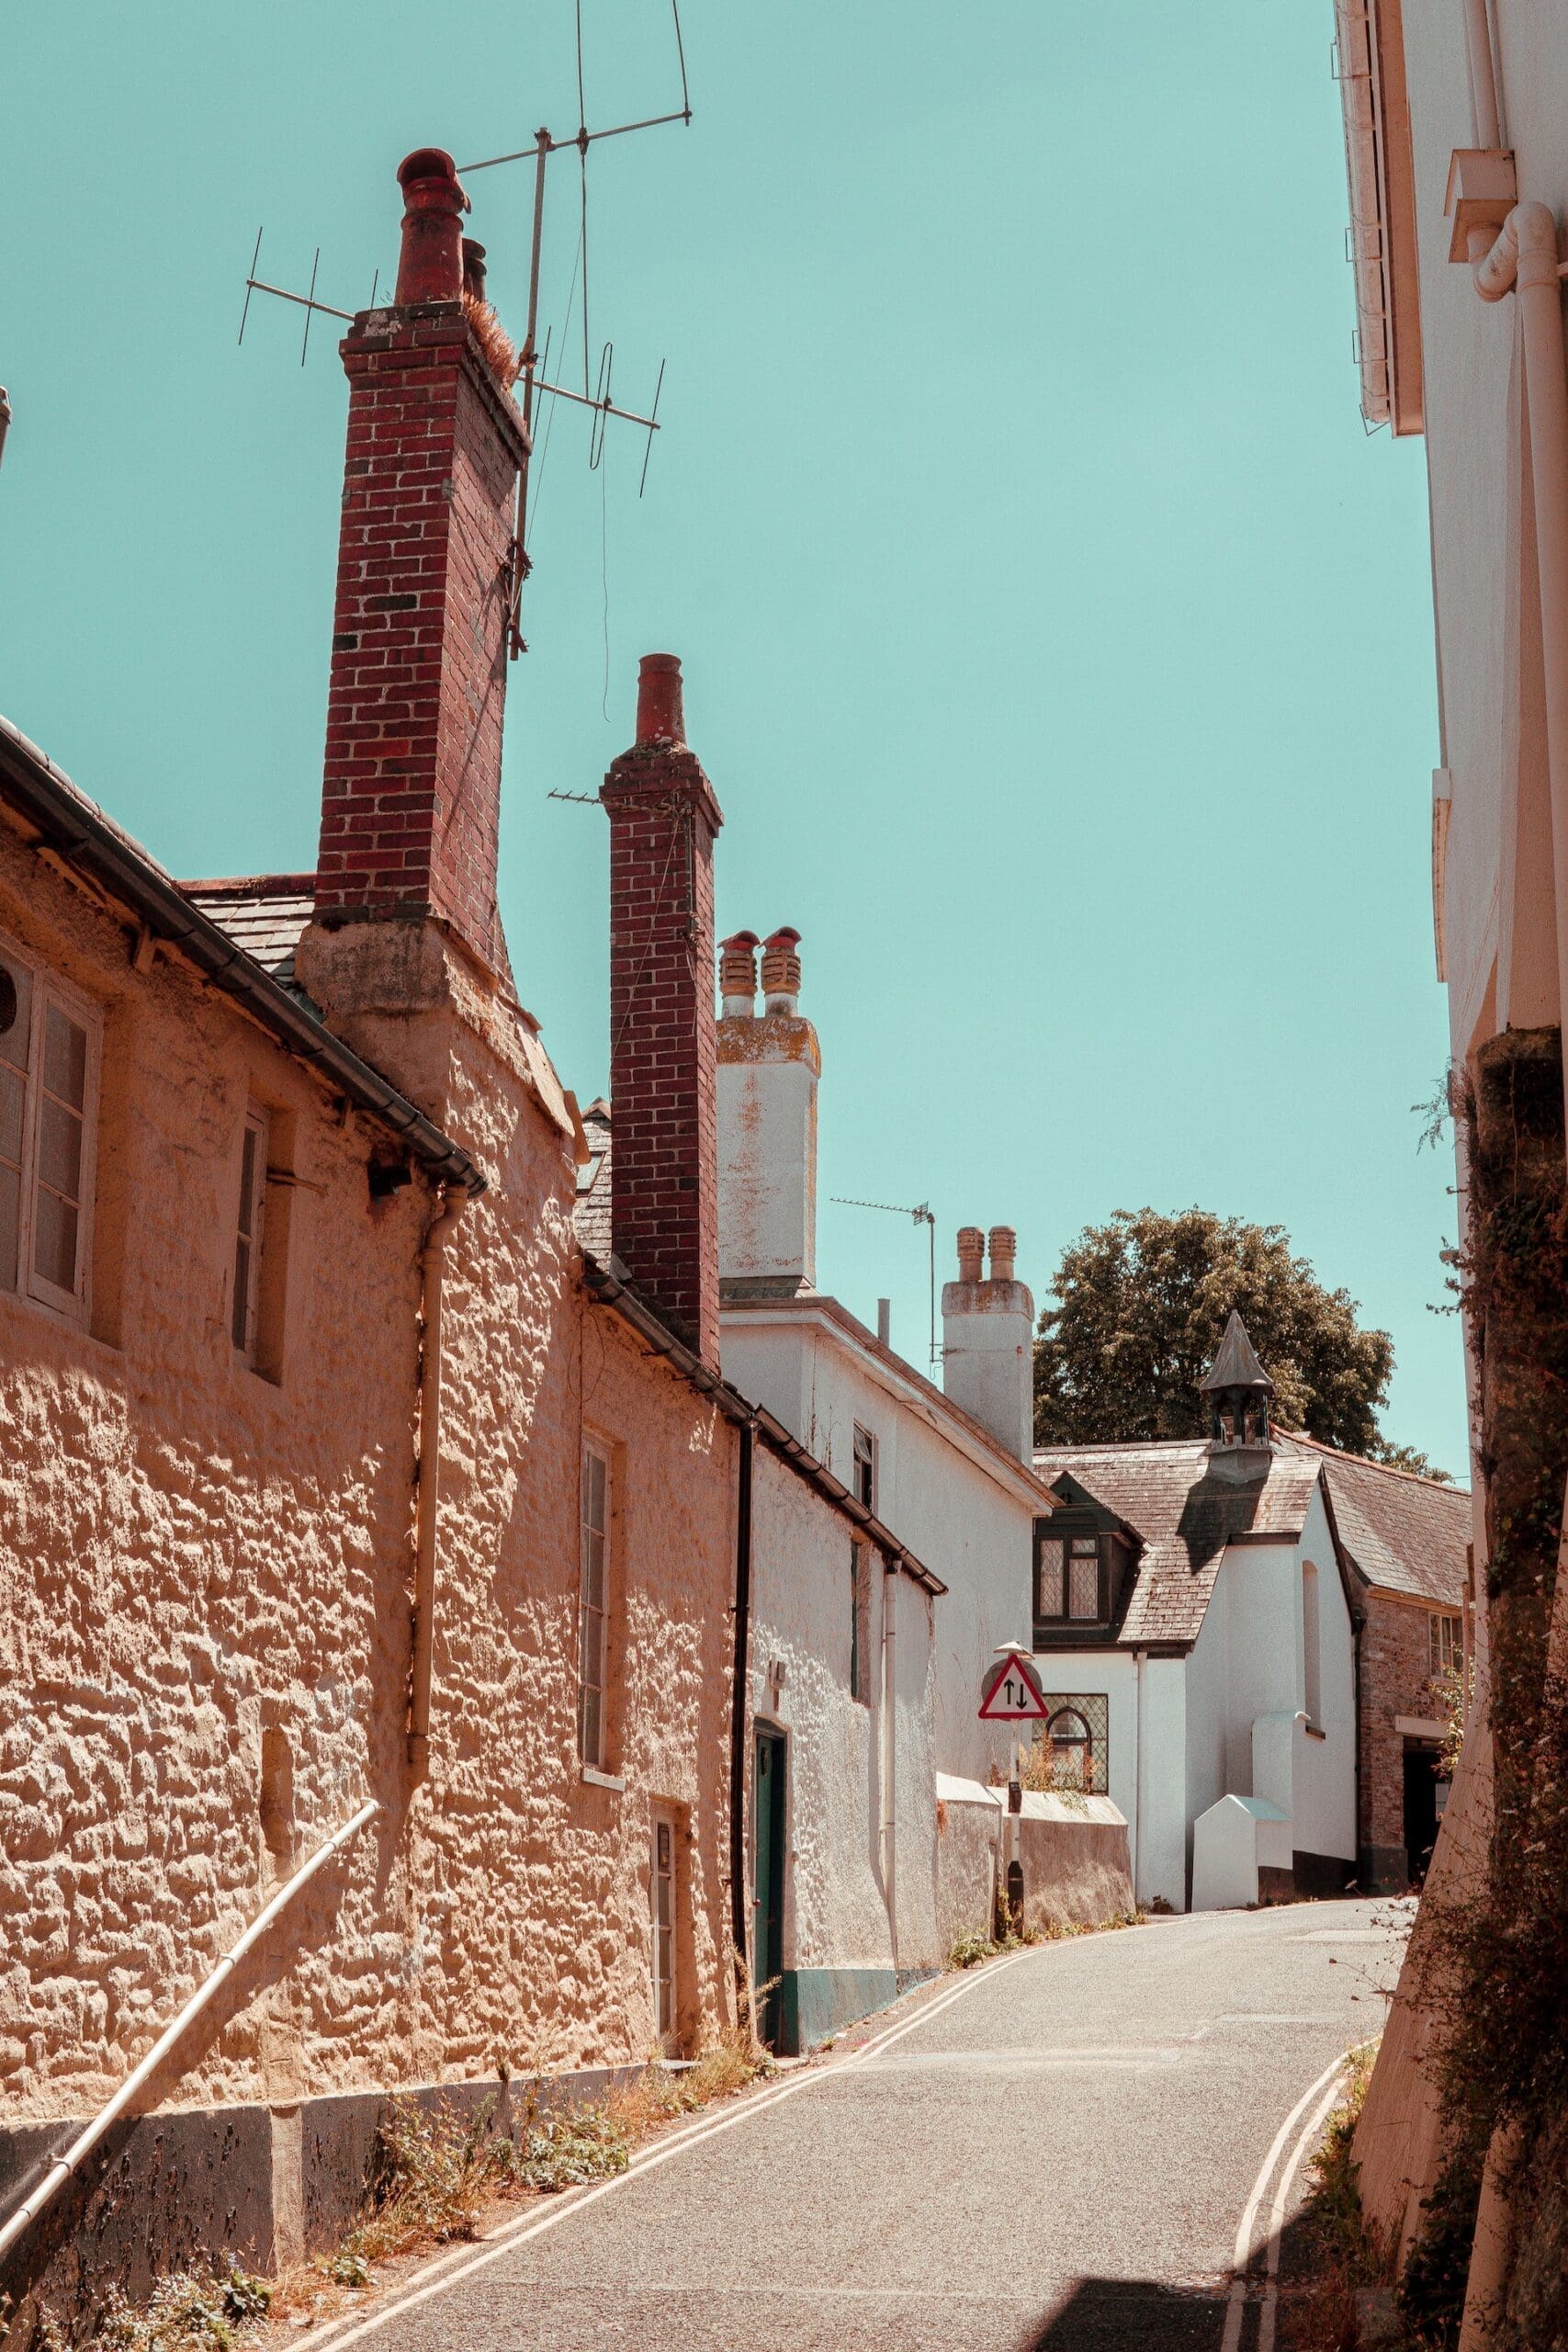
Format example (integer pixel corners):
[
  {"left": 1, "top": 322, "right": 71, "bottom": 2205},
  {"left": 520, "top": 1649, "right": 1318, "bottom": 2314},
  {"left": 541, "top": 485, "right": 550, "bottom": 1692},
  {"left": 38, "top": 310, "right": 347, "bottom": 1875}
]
[
  {"left": 1276, "top": 1426, "right": 1467, "bottom": 1495},
  {"left": 180, "top": 874, "right": 318, "bottom": 897}
]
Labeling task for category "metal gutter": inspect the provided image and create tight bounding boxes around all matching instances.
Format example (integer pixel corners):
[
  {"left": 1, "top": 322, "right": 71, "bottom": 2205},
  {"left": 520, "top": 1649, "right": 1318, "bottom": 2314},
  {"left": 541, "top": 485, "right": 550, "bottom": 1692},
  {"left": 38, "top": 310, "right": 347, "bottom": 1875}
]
[
  {"left": 0, "top": 715, "right": 485, "bottom": 1193},
  {"left": 581, "top": 1253, "right": 946, "bottom": 1595}
]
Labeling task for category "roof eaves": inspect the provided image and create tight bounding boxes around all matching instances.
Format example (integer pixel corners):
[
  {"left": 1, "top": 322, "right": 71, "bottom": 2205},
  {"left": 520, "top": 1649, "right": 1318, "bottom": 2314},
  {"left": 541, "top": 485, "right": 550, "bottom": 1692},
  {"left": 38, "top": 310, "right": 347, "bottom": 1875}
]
[{"left": 0, "top": 715, "right": 484, "bottom": 1195}]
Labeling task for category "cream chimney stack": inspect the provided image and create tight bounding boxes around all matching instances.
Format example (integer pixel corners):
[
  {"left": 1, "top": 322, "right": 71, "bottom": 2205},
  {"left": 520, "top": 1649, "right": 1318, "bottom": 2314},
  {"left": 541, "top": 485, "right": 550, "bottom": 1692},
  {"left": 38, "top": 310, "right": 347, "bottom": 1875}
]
[
  {"left": 941, "top": 1224, "right": 1035, "bottom": 1460},
  {"left": 716, "top": 927, "right": 819, "bottom": 1295}
]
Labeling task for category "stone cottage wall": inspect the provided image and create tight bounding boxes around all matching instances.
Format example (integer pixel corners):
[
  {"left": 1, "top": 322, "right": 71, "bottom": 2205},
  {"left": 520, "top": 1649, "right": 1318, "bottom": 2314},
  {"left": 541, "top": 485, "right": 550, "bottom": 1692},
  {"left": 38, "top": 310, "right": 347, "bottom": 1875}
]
[{"left": 0, "top": 830, "right": 739, "bottom": 2298}]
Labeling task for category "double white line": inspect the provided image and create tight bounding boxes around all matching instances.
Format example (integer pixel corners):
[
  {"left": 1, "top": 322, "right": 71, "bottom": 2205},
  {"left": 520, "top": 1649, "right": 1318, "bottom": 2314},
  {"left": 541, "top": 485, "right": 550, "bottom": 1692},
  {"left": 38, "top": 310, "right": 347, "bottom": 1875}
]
[
  {"left": 293, "top": 1951, "right": 1032, "bottom": 2351},
  {"left": 1219, "top": 2051, "right": 1352, "bottom": 2352}
]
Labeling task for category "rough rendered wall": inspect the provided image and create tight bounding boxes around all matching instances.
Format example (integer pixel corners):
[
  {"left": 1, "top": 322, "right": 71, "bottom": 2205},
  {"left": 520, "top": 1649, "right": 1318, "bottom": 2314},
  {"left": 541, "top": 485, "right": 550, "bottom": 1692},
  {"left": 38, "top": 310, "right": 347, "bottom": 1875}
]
[
  {"left": 0, "top": 836, "right": 739, "bottom": 2157},
  {"left": 748, "top": 1458, "right": 894, "bottom": 1978}
]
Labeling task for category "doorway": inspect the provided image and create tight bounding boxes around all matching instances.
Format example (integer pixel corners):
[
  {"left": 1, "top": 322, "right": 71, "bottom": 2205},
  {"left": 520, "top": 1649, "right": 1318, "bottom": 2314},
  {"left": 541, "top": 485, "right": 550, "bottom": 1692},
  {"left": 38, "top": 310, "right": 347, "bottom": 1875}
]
[
  {"left": 1403, "top": 1741, "right": 1441, "bottom": 1884},
  {"left": 752, "top": 1726, "right": 787, "bottom": 2050},
  {"left": 650, "top": 1808, "right": 678, "bottom": 2057}
]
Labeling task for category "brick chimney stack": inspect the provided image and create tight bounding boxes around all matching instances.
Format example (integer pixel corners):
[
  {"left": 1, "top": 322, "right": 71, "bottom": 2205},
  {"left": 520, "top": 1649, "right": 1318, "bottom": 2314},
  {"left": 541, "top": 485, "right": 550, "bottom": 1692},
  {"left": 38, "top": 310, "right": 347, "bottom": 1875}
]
[
  {"left": 601, "top": 655, "right": 725, "bottom": 1363},
  {"left": 311, "top": 148, "right": 529, "bottom": 978}
]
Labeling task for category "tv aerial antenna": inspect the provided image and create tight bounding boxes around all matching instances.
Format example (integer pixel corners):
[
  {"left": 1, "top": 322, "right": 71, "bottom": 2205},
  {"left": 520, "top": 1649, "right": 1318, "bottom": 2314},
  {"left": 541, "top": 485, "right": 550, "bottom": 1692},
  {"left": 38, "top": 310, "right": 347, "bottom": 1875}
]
[
  {"left": 237, "top": 0, "right": 691, "bottom": 658},
  {"left": 831, "top": 1195, "right": 940, "bottom": 1370}
]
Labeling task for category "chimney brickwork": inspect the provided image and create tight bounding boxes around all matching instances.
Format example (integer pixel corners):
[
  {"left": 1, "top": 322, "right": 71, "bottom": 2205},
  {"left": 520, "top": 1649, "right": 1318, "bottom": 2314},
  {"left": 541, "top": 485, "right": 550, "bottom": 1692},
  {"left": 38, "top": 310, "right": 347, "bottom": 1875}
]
[
  {"left": 313, "top": 150, "right": 528, "bottom": 978},
  {"left": 601, "top": 656, "right": 724, "bottom": 1364}
]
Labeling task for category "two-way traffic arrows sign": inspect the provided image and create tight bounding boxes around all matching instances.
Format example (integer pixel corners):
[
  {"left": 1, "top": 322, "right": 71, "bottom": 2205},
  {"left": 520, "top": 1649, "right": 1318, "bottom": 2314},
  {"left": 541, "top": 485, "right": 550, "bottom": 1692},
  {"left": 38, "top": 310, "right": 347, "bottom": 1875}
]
[{"left": 977, "top": 1651, "right": 1048, "bottom": 1722}]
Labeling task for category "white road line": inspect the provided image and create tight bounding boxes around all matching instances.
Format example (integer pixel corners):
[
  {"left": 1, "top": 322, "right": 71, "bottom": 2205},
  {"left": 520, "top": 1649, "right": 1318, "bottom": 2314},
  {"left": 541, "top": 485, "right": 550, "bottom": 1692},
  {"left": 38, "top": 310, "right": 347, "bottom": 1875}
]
[
  {"left": 1218, "top": 2051, "right": 1349, "bottom": 2352},
  {"left": 290, "top": 1951, "right": 1032, "bottom": 2351},
  {"left": 1256, "top": 2068, "right": 1348, "bottom": 2352}
]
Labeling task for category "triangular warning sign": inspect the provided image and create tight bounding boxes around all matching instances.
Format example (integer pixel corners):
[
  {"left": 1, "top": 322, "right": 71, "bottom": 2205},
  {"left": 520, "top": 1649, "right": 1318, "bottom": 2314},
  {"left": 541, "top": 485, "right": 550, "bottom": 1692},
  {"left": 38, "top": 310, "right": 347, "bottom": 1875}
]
[{"left": 978, "top": 1652, "right": 1048, "bottom": 1721}]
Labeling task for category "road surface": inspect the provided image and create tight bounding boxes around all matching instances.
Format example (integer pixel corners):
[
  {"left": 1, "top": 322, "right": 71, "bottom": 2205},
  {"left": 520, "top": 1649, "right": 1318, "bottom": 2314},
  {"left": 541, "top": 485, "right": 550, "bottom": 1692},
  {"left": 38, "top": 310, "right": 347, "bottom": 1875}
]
[{"left": 302, "top": 1897, "right": 1409, "bottom": 2352}]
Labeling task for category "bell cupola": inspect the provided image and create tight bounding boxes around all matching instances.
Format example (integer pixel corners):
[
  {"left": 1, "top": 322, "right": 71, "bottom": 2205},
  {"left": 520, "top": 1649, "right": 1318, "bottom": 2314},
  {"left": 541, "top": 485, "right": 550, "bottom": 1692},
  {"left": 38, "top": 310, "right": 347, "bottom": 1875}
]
[{"left": 1199, "top": 1310, "right": 1274, "bottom": 1476}]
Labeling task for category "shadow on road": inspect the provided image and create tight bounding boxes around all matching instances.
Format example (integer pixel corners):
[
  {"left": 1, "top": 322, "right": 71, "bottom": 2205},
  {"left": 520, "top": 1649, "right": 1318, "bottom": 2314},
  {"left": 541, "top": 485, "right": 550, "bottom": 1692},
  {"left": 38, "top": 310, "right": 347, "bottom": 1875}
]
[{"left": 1021, "top": 2276, "right": 1226, "bottom": 2348}]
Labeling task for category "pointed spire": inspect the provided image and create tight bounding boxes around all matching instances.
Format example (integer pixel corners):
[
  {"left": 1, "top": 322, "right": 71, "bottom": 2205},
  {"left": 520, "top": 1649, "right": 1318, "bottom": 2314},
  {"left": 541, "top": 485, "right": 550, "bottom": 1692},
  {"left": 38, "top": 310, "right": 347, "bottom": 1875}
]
[{"left": 1199, "top": 1309, "right": 1275, "bottom": 1396}]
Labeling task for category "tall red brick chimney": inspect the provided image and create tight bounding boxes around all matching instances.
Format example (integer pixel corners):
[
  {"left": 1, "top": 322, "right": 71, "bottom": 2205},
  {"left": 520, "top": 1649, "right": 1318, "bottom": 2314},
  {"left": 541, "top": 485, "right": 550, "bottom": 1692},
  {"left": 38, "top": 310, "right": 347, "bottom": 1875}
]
[
  {"left": 601, "top": 655, "right": 724, "bottom": 1363},
  {"left": 312, "top": 149, "right": 529, "bottom": 977}
]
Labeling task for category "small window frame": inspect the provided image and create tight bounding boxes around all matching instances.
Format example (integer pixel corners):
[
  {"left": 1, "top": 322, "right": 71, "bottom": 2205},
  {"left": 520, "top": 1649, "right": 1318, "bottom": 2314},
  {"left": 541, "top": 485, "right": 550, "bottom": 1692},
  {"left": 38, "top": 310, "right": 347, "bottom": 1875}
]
[
  {"left": 231, "top": 1107, "right": 268, "bottom": 1364},
  {"left": 0, "top": 930, "right": 101, "bottom": 1329},
  {"left": 1033, "top": 1512, "right": 1132, "bottom": 1637},
  {"left": 578, "top": 1441, "right": 612, "bottom": 1770}
]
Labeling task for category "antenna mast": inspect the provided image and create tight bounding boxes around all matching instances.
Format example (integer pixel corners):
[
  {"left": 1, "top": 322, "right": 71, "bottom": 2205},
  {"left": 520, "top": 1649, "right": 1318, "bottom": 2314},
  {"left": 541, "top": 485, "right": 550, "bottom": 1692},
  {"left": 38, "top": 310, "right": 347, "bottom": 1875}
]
[
  {"left": 237, "top": 0, "right": 691, "bottom": 656},
  {"left": 830, "top": 1195, "right": 940, "bottom": 1370}
]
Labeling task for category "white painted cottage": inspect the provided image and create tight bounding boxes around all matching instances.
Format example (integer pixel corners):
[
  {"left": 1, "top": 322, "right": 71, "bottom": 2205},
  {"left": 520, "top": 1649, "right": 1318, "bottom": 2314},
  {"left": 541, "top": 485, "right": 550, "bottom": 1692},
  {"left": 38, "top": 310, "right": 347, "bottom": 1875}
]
[{"left": 1033, "top": 1315, "right": 1360, "bottom": 1912}]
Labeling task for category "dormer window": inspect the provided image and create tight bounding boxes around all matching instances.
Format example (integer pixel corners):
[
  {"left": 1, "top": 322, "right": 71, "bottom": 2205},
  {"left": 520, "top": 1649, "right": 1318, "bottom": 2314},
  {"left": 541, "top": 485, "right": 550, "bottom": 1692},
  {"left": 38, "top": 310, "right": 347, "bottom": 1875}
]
[{"left": 1033, "top": 1517, "right": 1134, "bottom": 1634}]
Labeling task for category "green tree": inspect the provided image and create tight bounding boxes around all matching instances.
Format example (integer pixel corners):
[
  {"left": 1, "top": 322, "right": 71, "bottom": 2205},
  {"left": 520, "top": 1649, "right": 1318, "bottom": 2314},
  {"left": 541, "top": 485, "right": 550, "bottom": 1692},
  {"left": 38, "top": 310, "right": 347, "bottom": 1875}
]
[{"left": 1032, "top": 1206, "right": 1440, "bottom": 1470}]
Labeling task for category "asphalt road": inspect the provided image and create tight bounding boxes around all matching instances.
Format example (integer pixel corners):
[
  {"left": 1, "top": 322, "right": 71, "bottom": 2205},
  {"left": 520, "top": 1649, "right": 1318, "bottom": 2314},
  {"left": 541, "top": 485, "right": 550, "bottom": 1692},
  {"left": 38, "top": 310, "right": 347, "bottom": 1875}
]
[{"left": 308, "top": 1898, "right": 1410, "bottom": 2352}]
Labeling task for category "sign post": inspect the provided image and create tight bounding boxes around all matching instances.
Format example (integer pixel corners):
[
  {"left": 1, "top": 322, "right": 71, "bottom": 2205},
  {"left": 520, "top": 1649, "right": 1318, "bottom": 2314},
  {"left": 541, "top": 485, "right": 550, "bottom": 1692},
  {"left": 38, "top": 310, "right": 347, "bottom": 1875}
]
[{"left": 978, "top": 1648, "right": 1048, "bottom": 1918}]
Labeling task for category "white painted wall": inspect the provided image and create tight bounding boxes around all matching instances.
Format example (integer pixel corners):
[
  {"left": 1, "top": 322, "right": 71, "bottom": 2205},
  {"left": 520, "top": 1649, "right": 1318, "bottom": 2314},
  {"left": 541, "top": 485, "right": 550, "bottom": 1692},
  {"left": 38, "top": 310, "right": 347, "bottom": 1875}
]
[
  {"left": 722, "top": 1308, "right": 1041, "bottom": 1785},
  {"left": 941, "top": 1278, "right": 1034, "bottom": 1461},
  {"left": 716, "top": 1023, "right": 819, "bottom": 1287},
  {"left": 747, "top": 1451, "right": 941, "bottom": 1979}
]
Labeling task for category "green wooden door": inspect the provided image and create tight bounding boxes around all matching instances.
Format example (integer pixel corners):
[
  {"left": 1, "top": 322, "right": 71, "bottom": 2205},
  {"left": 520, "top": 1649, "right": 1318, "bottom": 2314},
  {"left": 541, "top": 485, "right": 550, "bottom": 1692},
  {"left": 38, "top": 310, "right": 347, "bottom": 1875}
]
[{"left": 752, "top": 1726, "right": 787, "bottom": 2049}]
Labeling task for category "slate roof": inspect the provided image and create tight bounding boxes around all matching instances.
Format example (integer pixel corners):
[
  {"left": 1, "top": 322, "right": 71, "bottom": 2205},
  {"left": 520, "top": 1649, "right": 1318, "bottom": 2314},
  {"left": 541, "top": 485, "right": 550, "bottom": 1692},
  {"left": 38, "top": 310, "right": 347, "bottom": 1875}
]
[
  {"left": 1032, "top": 1439, "right": 1322, "bottom": 1649},
  {"left": 1272, "top": 1431, "right": 1470, "bottom": 1609},
  {"left": 573, "top": 1098, "right": 613, "bottom": 1259},
  {"left": 182, "top": 876, "right": 318, "bottom": 1002}
]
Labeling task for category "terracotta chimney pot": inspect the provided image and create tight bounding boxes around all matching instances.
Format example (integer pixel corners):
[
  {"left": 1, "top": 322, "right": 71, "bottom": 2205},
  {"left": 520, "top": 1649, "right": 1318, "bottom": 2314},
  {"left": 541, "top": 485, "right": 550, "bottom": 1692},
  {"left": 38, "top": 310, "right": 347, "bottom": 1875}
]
[
  {"left": 719, "top": 931, "right": 760, "bottom": 1012},
  {"left": 988, "top": 1226, "right": 1017, "bottom": 1283},
  {"left": 394, "top": 148, "right": 468, "bottom": 306},
  {"left": 761, "top": 926, "right": 802, "bottom": 1010},
  {"left": 636, "top": 652, "right": 686, "bottom": 748},
  {"left": 956, "top": 1227, "right": 985, "bottom": 1283}
]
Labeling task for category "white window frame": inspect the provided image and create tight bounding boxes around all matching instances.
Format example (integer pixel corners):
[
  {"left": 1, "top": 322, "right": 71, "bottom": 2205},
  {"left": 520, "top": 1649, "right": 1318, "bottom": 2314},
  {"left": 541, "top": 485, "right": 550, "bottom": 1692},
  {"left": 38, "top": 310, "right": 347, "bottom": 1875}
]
[
  {"left": 1429, "top": 1611, "right": 1461, "bottom": 1679},
  {"left": 578, "top": 1441, "right": 611, "bottom": 1769},
  {"left": 0, "top": 930, "right": 100, "bottom": 1329},
  {"left": 231, "top": 1107, "right": 268, "bottom": 1363}
]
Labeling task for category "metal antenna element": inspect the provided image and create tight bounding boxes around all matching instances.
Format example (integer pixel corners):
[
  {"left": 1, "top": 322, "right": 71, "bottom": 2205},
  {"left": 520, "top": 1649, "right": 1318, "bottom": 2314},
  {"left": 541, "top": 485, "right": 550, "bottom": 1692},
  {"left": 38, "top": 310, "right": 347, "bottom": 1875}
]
[
  {"left": 235, "top": 1, "right": 691, "bottom": 661},
  {"left": 830, "top": 1196, "right": 940, "bottom": 1369}
]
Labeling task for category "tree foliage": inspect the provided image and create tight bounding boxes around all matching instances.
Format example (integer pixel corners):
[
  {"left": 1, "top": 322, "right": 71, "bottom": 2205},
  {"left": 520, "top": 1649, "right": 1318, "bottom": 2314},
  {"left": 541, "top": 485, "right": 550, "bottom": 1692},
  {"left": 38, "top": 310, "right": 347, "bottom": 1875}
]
[{"left": 1032, "top": 1206, "right": 1438, "bottom": 1467}]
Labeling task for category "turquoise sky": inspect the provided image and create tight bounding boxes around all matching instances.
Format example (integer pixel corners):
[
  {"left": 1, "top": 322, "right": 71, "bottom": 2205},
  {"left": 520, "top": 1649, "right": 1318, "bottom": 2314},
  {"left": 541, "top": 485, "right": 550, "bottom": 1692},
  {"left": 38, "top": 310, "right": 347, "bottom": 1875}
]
[{"left": 0, "top": 3, "right": 1466, "bottom": 1470}]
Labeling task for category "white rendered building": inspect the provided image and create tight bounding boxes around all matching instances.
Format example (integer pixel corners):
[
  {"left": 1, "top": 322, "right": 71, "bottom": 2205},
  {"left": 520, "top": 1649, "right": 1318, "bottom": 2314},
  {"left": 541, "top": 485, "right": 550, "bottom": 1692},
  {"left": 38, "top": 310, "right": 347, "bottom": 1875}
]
[{"left": 1033, "top": 1316, "right": 1359, "bottom": 1912}]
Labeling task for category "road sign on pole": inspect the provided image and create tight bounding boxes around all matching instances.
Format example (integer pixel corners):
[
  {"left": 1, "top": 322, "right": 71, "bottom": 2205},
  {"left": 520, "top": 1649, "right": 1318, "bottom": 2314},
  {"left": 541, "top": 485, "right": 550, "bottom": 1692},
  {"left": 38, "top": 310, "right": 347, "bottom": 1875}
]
[{"left": 978, "top": 1651, "right": 1048, "bottom": 1722}]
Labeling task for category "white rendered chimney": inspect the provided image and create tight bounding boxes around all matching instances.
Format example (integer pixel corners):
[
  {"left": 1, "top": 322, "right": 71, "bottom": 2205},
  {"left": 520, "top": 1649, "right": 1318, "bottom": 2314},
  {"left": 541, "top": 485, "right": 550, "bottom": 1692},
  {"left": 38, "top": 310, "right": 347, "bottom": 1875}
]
[
  {"left": 716, "top": 927, "right": 819, "bottom": 1291},
  {"left": 941, "top": 1224, "right": 1034, "bottom": 1459}
]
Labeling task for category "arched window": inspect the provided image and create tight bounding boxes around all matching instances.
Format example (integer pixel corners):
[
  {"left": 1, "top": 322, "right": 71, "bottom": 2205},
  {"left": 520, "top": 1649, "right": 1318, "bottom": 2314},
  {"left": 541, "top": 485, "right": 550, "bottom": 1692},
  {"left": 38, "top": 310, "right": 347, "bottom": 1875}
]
[
  {"left": 1046, "top": 1705, "right": 1093, "bottom": 1790},
  {"left": 1302, "top": 1561, "right": 1322, "bottom": 1725}
]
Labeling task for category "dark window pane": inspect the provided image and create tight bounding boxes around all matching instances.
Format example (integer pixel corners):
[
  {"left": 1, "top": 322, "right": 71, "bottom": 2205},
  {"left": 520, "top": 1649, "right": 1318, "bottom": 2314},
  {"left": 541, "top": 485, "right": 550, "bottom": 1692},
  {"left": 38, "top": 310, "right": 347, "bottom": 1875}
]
[
  {"left": 37, "top": 1096, "right": 83, "bottom": 1201},
  {"left": 33, "top": 1188, "right": 78, "bottom": 1293},
  {"left": 0, "top": 960, "right": 31, "bottom": 1076},
  {"left": 231, "top": 1237, "right": 252, "bottom": 1349},
  {"left": 1037, "top": 1538, "right": 1065, "bottom": 1618},
  {"left": 42, "top": 1006, "right": 86, "bottom": 1111},
  {"left": 0, "top": 1162, "right": 18, "bottom": 1294},
  {"left": 0, "top": 1065, "right": 23, "bottom": 1169},
  {"left": 1068, "top": 1555, "right": 1100, "bottom": 1619}
]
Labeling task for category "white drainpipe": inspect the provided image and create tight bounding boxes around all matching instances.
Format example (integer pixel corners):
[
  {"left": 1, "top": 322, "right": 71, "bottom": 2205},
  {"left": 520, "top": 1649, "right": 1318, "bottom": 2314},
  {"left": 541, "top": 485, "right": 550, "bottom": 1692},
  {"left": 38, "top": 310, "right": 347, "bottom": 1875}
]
[
  {"left": 408, "top": 1182, "right": 470, "bottom": 1782},
  {"left": 0, "top": 1799, "right": 379, "bottom": 2266},
  {"left": 882, "top": 1560, "right": 897, "bottom": 1971}
]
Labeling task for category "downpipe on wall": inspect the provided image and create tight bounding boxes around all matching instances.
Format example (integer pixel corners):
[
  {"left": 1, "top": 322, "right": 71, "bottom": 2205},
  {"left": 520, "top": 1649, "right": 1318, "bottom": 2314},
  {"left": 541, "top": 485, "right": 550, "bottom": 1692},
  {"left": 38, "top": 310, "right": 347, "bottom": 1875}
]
[
  {"left": 408, "top": 1182, "right": 469, "bottom": 1783},
  {"left": 882, "top": 1557, "right": 897, "bottom": 1970},
  {"left": 728, "top": 1416, "right": 755, "bottom": 2008}
]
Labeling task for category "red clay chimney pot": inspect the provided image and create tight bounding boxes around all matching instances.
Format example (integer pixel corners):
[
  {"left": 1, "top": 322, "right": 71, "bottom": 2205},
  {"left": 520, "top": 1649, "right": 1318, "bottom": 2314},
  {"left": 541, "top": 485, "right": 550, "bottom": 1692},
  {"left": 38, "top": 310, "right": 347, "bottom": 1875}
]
[
  {"left": 461, "top": 238, "right": 488, "bottom": 301},
  {"left": 636, "top": 652, "right": 686, "bottom": 748},
  {"left": 395, "top": 148, "right": 468, "bottom": 306}
]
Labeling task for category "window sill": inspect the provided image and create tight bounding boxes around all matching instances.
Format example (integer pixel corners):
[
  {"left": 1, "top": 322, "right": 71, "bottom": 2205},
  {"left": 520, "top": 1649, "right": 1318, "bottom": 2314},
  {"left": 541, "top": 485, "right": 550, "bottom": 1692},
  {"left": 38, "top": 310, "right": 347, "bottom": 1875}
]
[{"left": 580, "top": 1765, "right": 626, "bottom": 1793}]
